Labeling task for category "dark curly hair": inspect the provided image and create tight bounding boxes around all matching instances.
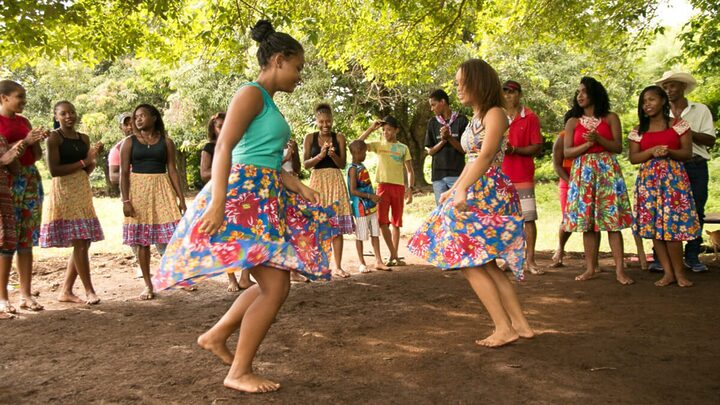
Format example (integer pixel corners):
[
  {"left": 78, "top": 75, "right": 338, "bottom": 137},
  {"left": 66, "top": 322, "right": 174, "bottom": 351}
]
[
  {"left": 207, "top": 112, "right": 226, "bottom": 141},
  {"left": 569, "top": 76, "right": 610, "bottom": 119},
  {"left": 250, "top": 20, "right": 304, "bottom": 68},
  {"left": 314, "top": 103, "right": 332, "bottom": 116},
  {"left": 637, "top": 85, "right": 671, "bottom": 135},
  {"left": 133, "top": 104, "right": 165, "bottom": 135}
]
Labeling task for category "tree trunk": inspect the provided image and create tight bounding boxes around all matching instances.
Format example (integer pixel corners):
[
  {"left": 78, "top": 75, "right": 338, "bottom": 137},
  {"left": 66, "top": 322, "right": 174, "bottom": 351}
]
[
  {"left": 176, "top": 150, "right": 188, "bottom": 194},
  {"left": 396, "top": 98, "right": 432, "bottom": 187},
  {"left": 99, "top": 150, "right": 119, "bottom": 197}
]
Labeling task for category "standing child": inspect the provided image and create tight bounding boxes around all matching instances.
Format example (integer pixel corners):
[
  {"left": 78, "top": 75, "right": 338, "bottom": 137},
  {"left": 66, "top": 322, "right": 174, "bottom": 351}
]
[
  {"left": 629, "top": 85, "right": 699, "bottom": 287},
  {"left": 151, "top": 20, "right": 337, "bottom": 393},
  {"left": 408, "top": 59, "right": 533, "bottom": 348},
  {"left": 0, "top": 80, "right": 49, "bottom": 312},
  {"left": 347, "top": 140, "right": 391, "bottom": 273},
  {"left": 358, "top": 115, "right": 414, "bottom": 267}
]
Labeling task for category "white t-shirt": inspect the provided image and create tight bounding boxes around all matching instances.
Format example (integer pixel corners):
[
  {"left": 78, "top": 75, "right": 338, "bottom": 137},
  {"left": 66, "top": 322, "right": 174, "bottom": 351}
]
[
  {"left": 670, "top": 101, "right": 716, "bottom": 160},
  {"left": 281, "top": 147, "right": 293, "bottom": 172}
]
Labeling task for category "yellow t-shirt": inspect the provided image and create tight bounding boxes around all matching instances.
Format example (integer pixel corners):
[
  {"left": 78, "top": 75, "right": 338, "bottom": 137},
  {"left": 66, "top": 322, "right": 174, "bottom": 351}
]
[{"left": 366, "top": 140, "right": 412, "bottom": 186}]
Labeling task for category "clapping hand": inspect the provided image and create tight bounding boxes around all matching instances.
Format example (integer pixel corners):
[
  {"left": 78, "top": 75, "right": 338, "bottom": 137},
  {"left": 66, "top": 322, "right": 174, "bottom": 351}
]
[
  {"left": 440, "top": 125, "right": 451, "bottom": 141},
  {"left": 27, "top": 128, "right": 49, "bottom": 144},
  {"left": 652, "top": 145, "right": 669, "bottom": 157},
  {"left": 583, "top": 131, "right": 598, "bottom": 143}
]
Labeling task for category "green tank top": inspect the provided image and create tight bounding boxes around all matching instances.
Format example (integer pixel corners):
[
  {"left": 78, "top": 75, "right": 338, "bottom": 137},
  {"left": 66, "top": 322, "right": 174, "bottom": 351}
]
[{"left": 230, "top": 82, "right": 290, "bottom": 170}]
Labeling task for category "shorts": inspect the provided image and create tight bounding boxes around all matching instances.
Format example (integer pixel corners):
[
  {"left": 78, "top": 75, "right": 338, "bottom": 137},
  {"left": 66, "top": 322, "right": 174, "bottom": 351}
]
[
  {"left": 514, "top": 182, "right": 538, "bottom": 221},
  {"left": 377, "top": 183, "right": 405, "bottom": 228},
  {"left": 354, "top": 213, "right": 380, "bottom": 241}
]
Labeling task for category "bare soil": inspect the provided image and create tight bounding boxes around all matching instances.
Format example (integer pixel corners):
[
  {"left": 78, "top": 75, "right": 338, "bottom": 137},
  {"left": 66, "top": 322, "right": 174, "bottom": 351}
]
[{"left": 2, "top": 244, "right": 719, "bottom": 404}]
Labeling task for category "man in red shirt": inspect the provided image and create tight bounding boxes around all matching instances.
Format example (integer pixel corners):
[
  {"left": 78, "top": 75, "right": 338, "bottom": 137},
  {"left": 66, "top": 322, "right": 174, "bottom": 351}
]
[{"left": 501, "top": 80, "right": 544, "bottom": 275}]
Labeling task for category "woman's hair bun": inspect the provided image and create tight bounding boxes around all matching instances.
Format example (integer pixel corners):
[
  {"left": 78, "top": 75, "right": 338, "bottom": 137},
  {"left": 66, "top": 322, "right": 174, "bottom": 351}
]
[{"left": 251, "top": 20, "right": 275, "bottom": 43}]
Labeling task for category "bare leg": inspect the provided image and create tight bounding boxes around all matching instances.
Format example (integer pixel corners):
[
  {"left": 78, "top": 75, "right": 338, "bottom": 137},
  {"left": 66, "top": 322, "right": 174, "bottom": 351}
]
[
  {"left": 238, "top": 269, "right": 254, "bottom": 289},
  {"left": 223, "top": 266, "right": 290, "bottom": 393},
  {"left": 71, "top": 240, "right": 99, "bottom": 304},
  {"left": 371, "top": 236, "right": 390, "bottom": 271},
  {"left": 380, "top": 224, "right": 394, "bottom": 259},
  {"left": 58, "top": 254, "right": 83, "bottom": 303},
  {"left": 485, "top": 261, "right": 534, "bottom": 338},
  {"left": 608, "top": 231, "right": 633, "bottom": 285},
  {"left": 633, "top": 234, "right": 648, "bottom": 271},
  {"left": 552, "top": 227, "right": 572, "bottom": 267},
  {"left": 227, "top": 272, "right": 241, "bottom": 292},
  {"left": 355, "top": 240, "right": 367, "bottom": 267},
  {"left": 576, "top": 232, "right": 598, "bottom": 281},
  {"left": 667, "top": 241, "right": 692, "bottom": 287},
  {"left": 652, "top": 240, "right": 675, "bottom": 286},
  {"left": 332, "top": 236, "right": 348, "bottom": 277},
  {"left": 524, "top": 221, "right": 544, "bottom": 274},
  {"left": 136, "top": 246, "right": 154, "bottom": 299},
  {"left": 461, "top": 265, "right": 519, "bottom": 348},
  {"left": 0, "top": 255, "right": 13, "bottom": 310},
  {"left": 17, "top": 251, "right": 42, "bottom": 310},
  {"left": 198, "top": 284, "right": 261, "bottom": 364}
]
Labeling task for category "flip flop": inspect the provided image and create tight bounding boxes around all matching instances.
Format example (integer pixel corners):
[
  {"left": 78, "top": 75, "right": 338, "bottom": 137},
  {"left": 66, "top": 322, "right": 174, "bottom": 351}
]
[{"left": 19, "top": 297, "right": 44, "bottom": 311}]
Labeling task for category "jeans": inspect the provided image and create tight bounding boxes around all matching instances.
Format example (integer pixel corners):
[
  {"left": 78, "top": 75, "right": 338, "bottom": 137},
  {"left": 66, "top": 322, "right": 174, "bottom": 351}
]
[
  {"left": 432, "top": 176, "right": 459, "bottom": 205},
  {"left": 684, "top": 158, "right": 709, "bottom": 264}
]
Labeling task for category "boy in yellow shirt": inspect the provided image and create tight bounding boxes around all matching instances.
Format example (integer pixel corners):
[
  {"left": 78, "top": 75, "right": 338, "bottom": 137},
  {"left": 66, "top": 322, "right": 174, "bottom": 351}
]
[{"left": 358, "top": 116, "right": 414, "bottom": 266}]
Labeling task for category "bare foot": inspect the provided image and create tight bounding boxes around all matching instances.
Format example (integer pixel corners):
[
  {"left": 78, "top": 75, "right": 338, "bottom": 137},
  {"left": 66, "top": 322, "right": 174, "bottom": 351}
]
[
  {"left": 227, "top": 282, "right": 241, "bottom": 292},
  {"left": 238, "top": 279, "right": 255, "bottom": 289},
  {"left": 139, "top": 287, "right": 155, "bottom": 300},
  {"left": 512, "top": 323, "right": 535, "bottom": 339},
  {"left": 58, "top": 293, "right": 84, "bottom": 304},
  {"left": 575, "top": 270, "right": 596, "bottom": 281},
  {"left": 182, "top": 285, "right": 198, "bottom": 292},
  {"left": 550, "top": 251, "right": 564, "bottom": 268},
  {"left": 527, "top": 264, "right": 545, "bottom": 275},
  {"left": 676, "top": 277, "right": 693, "bottom": 288},
  {"left": 654, "top": 276, "right": 676, "bottom": 287},
  {"left": 85, "top": 293, "right": 101, "bottom": 305},
  {"left": 616, "top": 271, "right": 634, "bottom": 285},
  {"left": 374, "top": 262, "right": 392, "bottom": 271},
  {"left": 594, "top": 267, "right": 604, "bottom": 274},
  {"left": 475, "top": 328, "right": 520, "bottom": 348},
  {"left": 197, "top": 333, "right": 233, "bottom": 365},
  {"left": 333, "top": 268, "right": 350, "bottom": 278},
  {"left": 290, "top": 272, "right": 308, "bottom": 283},
  {"left": 224, "top": 373, "right": 280, "bottom": 393}
]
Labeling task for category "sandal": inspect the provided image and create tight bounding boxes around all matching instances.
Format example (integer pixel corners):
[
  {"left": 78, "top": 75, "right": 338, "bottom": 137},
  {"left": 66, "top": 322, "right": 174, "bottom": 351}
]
[
  {"left": 0, "top": 300, "right": 17, "bottom": 315},
  {"left": 19, "top": 297, "right": 44, "bottom": 311}
]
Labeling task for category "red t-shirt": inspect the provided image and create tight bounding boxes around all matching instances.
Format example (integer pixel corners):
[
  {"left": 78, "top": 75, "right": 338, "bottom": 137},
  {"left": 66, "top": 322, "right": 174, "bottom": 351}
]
[
  {"left": 0, "top": 114, "right": 37, "bottom": 166},
  {"left": 502, "top": 107, "right": 543, "bottom": 183},
  {"left": 573, "top": 116, "right": 613, "bottom": 154}
]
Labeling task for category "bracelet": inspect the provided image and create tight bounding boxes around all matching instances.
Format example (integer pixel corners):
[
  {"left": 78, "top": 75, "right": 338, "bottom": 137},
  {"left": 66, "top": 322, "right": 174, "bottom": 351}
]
[
  {"left": 80, "top": 159, "right": 86, "bottom": 168},
  {"left": 122, "top": 199, "right": 131, "bottom": 203}
]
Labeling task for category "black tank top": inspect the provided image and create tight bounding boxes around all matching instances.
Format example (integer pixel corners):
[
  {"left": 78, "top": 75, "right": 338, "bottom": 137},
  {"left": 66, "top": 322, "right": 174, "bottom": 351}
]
[
  {"left": 56, "top": 130, "right": 89, "bottom": 165},
  {"left": 130, "top": 134, "right": 167, "bottom": 174},
  {"left": 310, "top": 132, "right": 340, "bottom": 169}
]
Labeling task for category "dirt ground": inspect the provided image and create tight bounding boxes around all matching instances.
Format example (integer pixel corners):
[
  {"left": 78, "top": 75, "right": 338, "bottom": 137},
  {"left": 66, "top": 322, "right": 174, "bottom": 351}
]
[{"left": 2, "top": 241, "right": 720, "bottom": 405}]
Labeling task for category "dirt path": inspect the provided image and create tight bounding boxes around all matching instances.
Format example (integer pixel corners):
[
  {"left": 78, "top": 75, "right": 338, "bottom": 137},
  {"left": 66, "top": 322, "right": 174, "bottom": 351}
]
[{"left": 2, "top": 243, "right": 719, "bottom": 404}]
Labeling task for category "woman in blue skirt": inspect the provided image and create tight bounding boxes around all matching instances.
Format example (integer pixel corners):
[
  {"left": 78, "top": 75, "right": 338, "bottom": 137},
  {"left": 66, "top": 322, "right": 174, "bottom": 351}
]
[{"left": 153, "top": 20, "right": 337, "bottom": 393}]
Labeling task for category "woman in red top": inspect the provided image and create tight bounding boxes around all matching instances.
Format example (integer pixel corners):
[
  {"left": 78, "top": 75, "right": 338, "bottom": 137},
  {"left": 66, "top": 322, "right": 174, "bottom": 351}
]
[
  {"left": 562, "top": 77, "right": 634, "bottom": 285},
  {"left": 0, "top": 80, "right": 49, "bottom": 313},
  {"left": 629, "top": 86, "right": 699, "bottom": 287}
]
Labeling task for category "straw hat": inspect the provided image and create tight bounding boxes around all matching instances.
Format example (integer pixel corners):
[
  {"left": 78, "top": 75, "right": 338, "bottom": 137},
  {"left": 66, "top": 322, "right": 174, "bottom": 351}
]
[{"left": 654, "top": 71, "right": 697, "bottom": 94}]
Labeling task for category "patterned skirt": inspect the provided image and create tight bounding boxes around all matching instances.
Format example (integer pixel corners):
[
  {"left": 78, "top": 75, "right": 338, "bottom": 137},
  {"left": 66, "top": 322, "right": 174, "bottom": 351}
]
[
  {"left": 0, "top": 170, "right": 16, "bottom": 251},
  {"left": 152, "top": 164, "right": 339, "bottom": 290},
  {"left": 123, "top": 172, "right": 181, "bottom": 246},
  {"left": 40, "top": 170, "right": 104, "bottom": 247},
  {"left": 633, "top": 158, "right": 700, "bottom": 241},
  {"left": 407, "top": 166, "right": 526, "bottom": 280},
  {"left": 309, "top": 168, "right": 354, "bottom": 234},
  {"left": 9, "top": 164, "right": 44, "bottom": 250},
  {"left": 562, "top": 153, "right": 633, "bottom": 232}
]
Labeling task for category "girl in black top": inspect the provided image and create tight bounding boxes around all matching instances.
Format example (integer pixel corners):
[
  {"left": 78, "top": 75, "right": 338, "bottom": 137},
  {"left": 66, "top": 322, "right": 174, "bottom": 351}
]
[{"left": 40, "top": 101, "right": 104, "bottom": 305}]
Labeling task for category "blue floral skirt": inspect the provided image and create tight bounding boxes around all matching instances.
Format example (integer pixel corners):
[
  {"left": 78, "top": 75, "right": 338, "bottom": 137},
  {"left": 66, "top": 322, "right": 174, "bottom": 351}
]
[
  {"left": 407, "top": 166, "right": 526, "bottom": 280},
  {"left": 152, "top": 164, "right": 338, "bottom": 290}
]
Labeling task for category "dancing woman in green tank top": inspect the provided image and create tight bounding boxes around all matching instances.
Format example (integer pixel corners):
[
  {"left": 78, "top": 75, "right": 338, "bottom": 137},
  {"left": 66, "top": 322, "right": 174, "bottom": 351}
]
[{"left": 152, "top": 20, "right": 339, "bottom": 394}]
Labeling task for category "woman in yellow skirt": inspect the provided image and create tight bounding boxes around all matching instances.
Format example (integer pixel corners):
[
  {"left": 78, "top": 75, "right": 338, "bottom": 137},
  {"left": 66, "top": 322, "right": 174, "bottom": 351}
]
[
  {"left": 120, "top": 104, "right": 185, "bottom": 300},
  {"left": 40, "top": 101, "right": 104, "bottom": 305},
  {"left": 302, "top": 103, "right": 354, "bottom": 277}
]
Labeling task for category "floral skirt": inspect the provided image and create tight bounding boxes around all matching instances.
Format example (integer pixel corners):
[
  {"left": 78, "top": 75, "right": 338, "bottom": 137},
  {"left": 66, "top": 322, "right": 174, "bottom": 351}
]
[
  {"left": 633, "top": 158, "right": 700, "bottom": 241},
  {"left": 123, "top": 172, "right": 181, "bottom": 246},
  {"left": 407, "top": 166, "right": 526, "bottom": 280},
  {"left": 562, "top": 153, "right": 632, "bottom": 232},
  {"left": 40, "top": 170, "right": 104, "bottom": 247},
  {"left": 0, "top": 170, "right": 16, "bottom": 251},
  {"left": 309, "top": 168, "right": 354, "bottom": 234},
  {"left": 9, "top": 164, "right": 44, "bottom": 250},
  {"left": 152, "top": 164, "right": 339, "bottom": 290}
]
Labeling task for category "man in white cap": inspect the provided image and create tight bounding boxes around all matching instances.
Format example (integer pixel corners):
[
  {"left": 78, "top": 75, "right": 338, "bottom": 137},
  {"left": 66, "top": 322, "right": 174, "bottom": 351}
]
[{"left": 656, "top": 70, "right": 716, "bottom": 272}]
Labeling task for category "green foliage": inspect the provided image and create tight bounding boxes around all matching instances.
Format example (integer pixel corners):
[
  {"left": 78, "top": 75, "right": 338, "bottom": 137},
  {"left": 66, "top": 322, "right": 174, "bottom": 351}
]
[{"left": 680, "top": 0, "right": 720, "bottom": 74}]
